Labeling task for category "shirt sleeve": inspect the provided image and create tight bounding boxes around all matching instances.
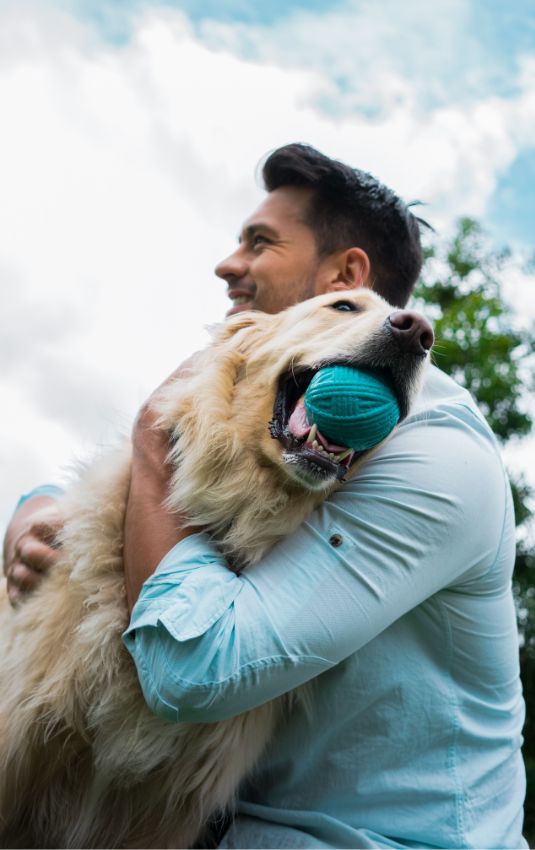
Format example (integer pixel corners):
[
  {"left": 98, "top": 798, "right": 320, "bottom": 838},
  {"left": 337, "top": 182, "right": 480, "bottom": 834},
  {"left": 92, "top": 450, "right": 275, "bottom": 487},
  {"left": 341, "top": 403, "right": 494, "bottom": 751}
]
[{"left": 123, "top": 398, "right": 511, "bottom": 724}]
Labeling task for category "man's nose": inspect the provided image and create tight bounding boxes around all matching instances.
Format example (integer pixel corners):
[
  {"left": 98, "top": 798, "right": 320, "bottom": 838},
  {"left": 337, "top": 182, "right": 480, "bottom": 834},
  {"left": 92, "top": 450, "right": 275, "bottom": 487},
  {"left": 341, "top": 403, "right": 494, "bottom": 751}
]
[
  {"left": 214, "top": 247, "right": 249, "bottom": 282},
  {"left": 387, "top": 310, "right": 434, "bottom": 355}
]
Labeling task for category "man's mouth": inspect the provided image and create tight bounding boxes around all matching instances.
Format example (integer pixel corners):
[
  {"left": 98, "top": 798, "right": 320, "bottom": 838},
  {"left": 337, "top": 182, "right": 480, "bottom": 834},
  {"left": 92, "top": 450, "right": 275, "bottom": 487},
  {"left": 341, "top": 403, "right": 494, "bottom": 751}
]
[{"left": 226, "top": 289, "right": 255, "bottom": 316}]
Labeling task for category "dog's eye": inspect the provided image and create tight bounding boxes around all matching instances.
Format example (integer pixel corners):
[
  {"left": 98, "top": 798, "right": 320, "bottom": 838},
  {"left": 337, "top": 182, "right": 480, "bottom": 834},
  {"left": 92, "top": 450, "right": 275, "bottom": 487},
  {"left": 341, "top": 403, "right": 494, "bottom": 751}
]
[{"left": 329, "top": 300, "right": 361, "bottom": 313}]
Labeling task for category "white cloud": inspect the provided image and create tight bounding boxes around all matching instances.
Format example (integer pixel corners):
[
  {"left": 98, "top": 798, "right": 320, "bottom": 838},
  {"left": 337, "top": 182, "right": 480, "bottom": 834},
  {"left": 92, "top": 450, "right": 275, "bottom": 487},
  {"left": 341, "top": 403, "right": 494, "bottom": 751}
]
[
  {"left": 196, "top": 0, "right": 524, "bottom": 117},
  {"left": 1, "top": 1, "right": 534, "bottom": 530}
]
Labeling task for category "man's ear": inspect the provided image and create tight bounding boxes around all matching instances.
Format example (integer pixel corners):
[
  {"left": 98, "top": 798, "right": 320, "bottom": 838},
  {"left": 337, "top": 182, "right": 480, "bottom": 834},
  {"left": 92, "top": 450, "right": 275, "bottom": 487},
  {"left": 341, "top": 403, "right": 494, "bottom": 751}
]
[{"left": 328, "top": 247, "right": 370, "bottom": 292}]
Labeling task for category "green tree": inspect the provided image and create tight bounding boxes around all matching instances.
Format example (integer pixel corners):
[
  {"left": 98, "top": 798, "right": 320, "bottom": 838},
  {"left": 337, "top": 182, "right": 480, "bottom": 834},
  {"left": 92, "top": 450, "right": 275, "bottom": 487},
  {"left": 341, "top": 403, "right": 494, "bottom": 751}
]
[{"left": 413, "top": 217, "right": 535, "bottom": 841}]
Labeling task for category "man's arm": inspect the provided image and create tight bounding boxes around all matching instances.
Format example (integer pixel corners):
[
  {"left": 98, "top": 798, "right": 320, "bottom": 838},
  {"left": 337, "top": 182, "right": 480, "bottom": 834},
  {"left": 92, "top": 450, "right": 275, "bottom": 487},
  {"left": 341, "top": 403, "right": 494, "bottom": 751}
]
[
  {"left": 123, "top": 402, "right": 199, "bottom": 613},
  {"left": 123, "top": 354, "right": 202, "bottom": 613},
  {"left": 122, "top": 396, "right": 511, "bottom": 724},
  {"left": 3, "top": 489, "right": 64, "bottom": 606}
]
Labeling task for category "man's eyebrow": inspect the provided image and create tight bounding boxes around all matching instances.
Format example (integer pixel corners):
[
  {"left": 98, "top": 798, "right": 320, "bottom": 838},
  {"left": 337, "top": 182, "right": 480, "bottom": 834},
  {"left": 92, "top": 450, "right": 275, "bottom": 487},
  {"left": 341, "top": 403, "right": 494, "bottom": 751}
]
[{"left": 238, "top": 223, "right": 279, "bottom": 243}]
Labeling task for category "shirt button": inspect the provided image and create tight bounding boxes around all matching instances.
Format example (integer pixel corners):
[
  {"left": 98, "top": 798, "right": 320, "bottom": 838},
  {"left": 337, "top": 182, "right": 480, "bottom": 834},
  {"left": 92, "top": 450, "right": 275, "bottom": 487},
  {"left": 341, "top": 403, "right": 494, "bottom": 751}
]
[{"left": 329, "top": 533, "right": 343, "bottom": 548}]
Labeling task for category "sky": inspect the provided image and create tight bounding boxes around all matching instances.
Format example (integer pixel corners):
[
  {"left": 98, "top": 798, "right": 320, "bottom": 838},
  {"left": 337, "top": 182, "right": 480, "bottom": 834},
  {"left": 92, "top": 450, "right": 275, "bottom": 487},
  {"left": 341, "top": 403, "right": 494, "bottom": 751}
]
[{"left": 1, "top": 0, "right": 534, "bottom": 532}]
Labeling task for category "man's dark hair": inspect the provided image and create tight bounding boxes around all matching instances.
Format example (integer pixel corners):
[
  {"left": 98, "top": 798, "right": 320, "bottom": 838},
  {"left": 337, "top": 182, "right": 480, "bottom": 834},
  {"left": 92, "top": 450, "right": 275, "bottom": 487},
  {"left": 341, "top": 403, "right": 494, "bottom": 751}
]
[{"left": 261, "top": 143, "right": 426, "bottom": 308}]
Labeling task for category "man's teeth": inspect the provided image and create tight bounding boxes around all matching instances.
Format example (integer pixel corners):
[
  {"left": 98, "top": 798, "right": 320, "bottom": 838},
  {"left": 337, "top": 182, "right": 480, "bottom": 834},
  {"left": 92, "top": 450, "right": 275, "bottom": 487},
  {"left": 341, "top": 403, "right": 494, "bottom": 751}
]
[{"left": 233, "top": 296, "right": 250, "bottom": 305}]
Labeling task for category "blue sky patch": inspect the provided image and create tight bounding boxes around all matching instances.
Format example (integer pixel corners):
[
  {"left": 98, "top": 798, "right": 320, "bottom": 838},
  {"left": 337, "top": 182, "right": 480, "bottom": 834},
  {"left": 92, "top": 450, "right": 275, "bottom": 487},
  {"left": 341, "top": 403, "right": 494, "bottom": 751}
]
[
  {"left": 64, "top": 0, "right": 344, "bottom": 42},
  {"left": 56, "top": 0, "right": 535, "bottom": 253},
  {"left": 487, "top": 149, "right": 535, "bottom": 250}
]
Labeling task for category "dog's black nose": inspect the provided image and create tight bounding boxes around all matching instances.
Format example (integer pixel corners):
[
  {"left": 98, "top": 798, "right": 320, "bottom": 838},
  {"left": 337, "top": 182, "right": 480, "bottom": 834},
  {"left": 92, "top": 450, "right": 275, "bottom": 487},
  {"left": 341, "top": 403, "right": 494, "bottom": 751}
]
[{"left": 387, "top": 311, "right": 434, "bottom": 355}]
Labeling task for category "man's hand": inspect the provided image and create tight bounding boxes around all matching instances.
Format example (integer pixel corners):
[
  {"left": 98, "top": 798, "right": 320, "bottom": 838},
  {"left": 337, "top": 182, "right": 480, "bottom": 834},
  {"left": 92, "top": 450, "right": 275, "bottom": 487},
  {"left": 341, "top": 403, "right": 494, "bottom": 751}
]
[
  {"left": 123, "top": 356, "right": 203, "bottom": 614},
  {"left": 3, "top": 496, "right": 63, "bottom": 607}
]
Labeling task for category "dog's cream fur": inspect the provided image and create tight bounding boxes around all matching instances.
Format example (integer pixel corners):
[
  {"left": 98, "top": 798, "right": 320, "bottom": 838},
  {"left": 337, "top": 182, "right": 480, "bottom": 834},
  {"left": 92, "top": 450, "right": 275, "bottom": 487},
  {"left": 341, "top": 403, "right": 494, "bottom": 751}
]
[{"left": 0, "top": 290, "right": 429, "bottom": 848}]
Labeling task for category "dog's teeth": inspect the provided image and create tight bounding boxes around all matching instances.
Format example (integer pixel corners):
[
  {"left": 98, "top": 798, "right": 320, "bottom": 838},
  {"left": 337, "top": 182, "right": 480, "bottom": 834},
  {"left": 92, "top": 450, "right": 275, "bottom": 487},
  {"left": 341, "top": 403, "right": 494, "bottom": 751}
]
[
  {"left": 308, "top": 424, "right": 318, "bottom": 442},
  {"left": 312, "top": 439, "right": 319, "bottom": 448},
  {"left": 336, "top": 449, "right": 353, "bottom": 462}
]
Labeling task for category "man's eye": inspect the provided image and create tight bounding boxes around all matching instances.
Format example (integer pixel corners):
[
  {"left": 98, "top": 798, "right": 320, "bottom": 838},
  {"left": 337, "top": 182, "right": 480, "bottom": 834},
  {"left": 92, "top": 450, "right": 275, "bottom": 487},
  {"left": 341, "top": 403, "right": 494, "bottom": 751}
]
[
  {"left": 329, "top": 300, "right": 361, "bottom": 312},
  {"left": 252, "top": 235, "right": 269, "bottom": 248}
]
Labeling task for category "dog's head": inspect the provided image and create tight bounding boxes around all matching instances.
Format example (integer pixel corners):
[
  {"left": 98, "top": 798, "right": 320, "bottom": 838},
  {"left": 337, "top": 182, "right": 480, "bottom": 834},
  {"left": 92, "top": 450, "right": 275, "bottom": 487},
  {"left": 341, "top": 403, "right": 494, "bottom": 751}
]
[
  {"left": 158, "top": 288, "right": 432, "bottom": 563},
  {"left": 215, "top": 288, "right": 433, "bottom": 492}
]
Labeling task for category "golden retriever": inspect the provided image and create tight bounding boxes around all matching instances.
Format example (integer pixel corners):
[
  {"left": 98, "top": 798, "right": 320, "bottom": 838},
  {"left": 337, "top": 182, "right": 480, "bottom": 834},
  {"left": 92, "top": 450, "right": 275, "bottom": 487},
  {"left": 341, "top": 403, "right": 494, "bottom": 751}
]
[{"left": 0, "top": 289, "right": 431, "bottom": 848}]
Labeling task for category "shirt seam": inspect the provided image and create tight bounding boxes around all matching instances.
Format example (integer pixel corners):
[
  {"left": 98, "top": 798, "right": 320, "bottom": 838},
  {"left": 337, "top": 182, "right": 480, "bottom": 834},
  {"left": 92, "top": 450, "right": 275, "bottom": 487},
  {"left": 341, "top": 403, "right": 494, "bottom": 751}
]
[
  {"left": 160, "top": 647, "right": 332, "bottom": 692},
  {"left": 476, "top": 465, "right": 511, "bottom": 584},
  {"left": 439, "top": 595, "right": 467, "bottom": 846},
  {"left": 404, "top": 397, "right": 486, "bottom": 426}
]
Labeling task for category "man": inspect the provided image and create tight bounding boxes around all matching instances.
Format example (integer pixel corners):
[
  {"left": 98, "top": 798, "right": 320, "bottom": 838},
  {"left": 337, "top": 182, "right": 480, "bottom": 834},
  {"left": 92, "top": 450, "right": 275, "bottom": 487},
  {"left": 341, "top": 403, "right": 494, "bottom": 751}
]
[{"left": 3, "top": 144, "right": 526, "bottom": 848}]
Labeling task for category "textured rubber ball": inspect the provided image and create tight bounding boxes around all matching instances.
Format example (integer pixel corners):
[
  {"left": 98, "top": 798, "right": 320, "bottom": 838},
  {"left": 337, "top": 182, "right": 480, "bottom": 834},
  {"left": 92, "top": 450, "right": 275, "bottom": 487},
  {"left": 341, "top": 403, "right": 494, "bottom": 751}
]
[{"left": 304, "top": 365, "right": 400, "bottom": 451}]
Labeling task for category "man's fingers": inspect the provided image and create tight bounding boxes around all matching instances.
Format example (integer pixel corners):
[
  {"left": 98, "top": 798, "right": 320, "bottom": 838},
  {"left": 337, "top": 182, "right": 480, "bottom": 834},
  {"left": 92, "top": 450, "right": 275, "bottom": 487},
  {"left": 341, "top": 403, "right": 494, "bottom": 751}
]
[
  {"left": 3, "top": 496, "right": 64, "bottom": 606},
  {"left": 5, "top": 540, "right": 60, "bottom": 605},
  {"left": 7, "top": 584, "right": 24, "bottom": 608},
  {"left": 14, "top": 538, "right": 61, "bottom": 573},
  {"left": 8, "top": 561, "right": 41, "bottom": 591},
  {"left": 29, "top": 520, "right": 63, "bottom": 548},
  {"left": 5, "top": 560, "right": 47, "bottom": 607}
]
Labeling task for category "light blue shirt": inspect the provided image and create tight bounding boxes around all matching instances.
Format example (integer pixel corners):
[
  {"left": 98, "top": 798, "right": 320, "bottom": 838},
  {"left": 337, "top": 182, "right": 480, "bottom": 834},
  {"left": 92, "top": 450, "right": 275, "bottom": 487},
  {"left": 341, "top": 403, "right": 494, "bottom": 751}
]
[
  {"left": 15, "top": 483, "right": 65, "bottom": 512},
  {"left": 120, "top": 365, "right": 526, "bottom": 849}
]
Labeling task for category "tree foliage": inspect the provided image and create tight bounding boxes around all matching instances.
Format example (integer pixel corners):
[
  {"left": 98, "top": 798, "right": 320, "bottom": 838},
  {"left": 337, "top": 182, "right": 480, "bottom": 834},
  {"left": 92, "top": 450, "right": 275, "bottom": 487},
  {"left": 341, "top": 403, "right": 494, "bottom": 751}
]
[
  {"left": 413, "top": 217, "right": 535, "bottom": 841},
  {"left": 415, "top": 217, "right": 533, "bottom": 439}
]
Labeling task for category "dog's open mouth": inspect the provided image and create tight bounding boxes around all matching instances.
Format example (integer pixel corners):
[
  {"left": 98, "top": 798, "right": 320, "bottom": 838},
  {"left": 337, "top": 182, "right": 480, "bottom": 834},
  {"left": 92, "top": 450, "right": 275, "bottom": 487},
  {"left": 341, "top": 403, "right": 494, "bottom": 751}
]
[
  {"left": 267, "top": 315, "right": 430, "bottom": 489},
  {"left": 269, "top": 366, "right": 373, "bottom": 485}
]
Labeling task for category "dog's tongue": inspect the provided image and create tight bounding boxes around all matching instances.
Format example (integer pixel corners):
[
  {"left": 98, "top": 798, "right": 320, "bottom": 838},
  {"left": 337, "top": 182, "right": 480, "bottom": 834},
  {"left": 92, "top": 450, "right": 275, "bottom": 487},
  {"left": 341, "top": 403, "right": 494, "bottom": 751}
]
[
  {"left": 287, "top": 400, "right": 310, "bottom": 439},
  {"left": 287, "top": 398, "right": 348, "bottom": 453}
]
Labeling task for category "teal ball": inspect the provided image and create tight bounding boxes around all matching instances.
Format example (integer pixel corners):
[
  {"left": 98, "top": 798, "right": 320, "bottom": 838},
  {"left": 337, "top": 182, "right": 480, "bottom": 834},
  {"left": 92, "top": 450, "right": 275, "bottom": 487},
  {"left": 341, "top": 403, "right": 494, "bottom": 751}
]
[{"left": 304, "top": 365, "right": 400, "bottom": 451}]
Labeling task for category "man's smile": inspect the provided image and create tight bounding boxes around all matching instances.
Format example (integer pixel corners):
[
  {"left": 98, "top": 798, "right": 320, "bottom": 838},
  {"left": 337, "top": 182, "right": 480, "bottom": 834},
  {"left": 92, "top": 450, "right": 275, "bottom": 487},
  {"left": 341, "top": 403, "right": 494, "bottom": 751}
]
[{"left": 226, "top": 287, "right": 256, "bottom": 316}]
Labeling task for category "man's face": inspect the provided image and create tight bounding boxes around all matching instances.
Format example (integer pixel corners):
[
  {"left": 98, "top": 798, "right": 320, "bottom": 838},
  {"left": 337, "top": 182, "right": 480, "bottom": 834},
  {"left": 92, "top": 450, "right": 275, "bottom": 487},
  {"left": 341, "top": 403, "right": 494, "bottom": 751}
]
[{"left": 215, "top": 186, "right": 333, "bottom": 316}]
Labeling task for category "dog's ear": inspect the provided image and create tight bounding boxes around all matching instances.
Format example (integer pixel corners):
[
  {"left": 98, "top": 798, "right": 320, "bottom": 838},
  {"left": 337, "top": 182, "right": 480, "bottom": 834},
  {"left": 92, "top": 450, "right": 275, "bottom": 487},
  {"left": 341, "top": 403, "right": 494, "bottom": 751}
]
[{"left": 210, "top": 311, "right": 274, "bottom": 348}]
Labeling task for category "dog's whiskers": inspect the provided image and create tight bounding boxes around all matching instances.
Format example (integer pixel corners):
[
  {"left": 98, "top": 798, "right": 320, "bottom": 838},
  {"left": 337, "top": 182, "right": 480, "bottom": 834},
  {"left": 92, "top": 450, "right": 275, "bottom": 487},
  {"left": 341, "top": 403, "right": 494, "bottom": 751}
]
[{"left": 289, "top": 357, "right": 299, "bottom": 385}]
